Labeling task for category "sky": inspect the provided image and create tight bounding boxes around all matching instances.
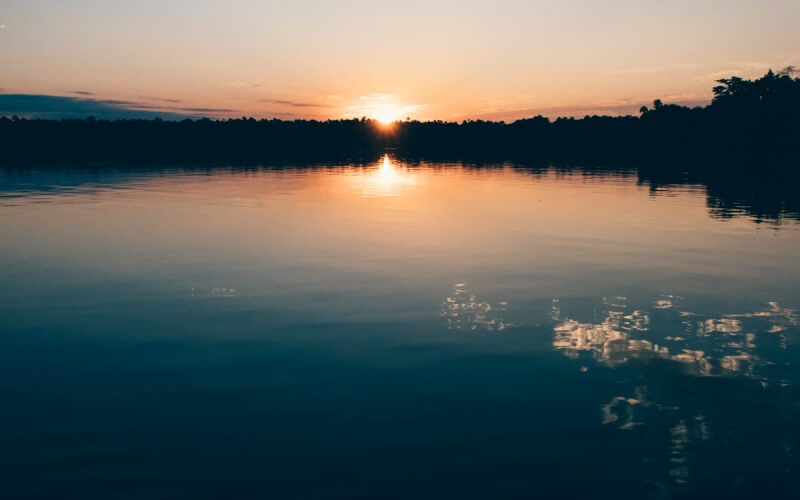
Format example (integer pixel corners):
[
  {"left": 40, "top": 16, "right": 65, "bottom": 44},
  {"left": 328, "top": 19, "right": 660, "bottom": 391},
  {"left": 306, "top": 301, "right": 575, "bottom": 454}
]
[{"left": 1, "top": 0, "right": 799, "bottom": 121}]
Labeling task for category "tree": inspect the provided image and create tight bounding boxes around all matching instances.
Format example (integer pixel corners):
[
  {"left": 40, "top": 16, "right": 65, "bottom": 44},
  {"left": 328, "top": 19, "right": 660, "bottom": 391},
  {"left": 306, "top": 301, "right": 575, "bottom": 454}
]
[{"left": 712, "top": 76, "right": 745, "bottom": 100}]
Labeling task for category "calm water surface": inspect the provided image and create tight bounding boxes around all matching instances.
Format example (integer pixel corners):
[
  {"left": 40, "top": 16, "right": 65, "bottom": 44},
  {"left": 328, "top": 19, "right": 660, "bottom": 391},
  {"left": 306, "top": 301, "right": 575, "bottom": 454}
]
[{"left": 1, "top": 157, "right": 799, "bottom": 499}]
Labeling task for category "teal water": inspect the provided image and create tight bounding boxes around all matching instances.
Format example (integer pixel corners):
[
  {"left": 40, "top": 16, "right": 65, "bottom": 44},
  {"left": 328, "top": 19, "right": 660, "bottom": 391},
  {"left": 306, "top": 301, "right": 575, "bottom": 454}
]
[{"left": 1, "top": 158, "right": 799, "bottom": 498}]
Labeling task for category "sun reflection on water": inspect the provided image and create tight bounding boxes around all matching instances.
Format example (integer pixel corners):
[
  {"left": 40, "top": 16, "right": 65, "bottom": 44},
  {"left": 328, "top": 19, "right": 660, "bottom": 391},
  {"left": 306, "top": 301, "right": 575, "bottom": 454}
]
[{"left": 349, "top": 155, "right": 420, "bottom": 197}]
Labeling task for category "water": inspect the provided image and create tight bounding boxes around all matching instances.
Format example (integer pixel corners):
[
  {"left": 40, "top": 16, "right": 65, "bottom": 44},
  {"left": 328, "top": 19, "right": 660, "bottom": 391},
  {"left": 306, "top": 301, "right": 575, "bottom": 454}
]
[{"left": 1, "top": 157, "right": 799, "bottom": 499}]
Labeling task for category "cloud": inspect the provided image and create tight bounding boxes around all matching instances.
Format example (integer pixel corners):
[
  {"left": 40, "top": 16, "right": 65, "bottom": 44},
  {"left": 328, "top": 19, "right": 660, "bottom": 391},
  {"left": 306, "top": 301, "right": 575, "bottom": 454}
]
[
  {"left": 263, "top": 111, "right": 302, "bottom": 118},
  {"left": 477, "top": 96, "right": 711, "bottom": 121},
  {"left": 97, "top": 100, "right": 234, "bottom": 115},
  {"left": 137, "top": 95, "right": 182, "bottom": 104},
  {"left": 180, "top": 106, "right": 236, "bottom": 113},
  {"left": 705, "top": 66, "right": 769, "bottom": 82},
  {"left": 0, "top": 94, "right": 234, "bottom": 120},
  {"left": 605, "top": 63, "right": 703, "bottom": 75},
  {"left": 702, "top": 59, "right": 800, "bottom": 82},
  {"left": 343, "top": 93, "right": 427, "bottom": 120},
  {"left": 229, "top": 81, "right": 262, "bottom": 89},
  {"left": 0, "top": 24, "right": 6, "bottom": 29},
  {"left": 259, "top": 98, "right": 331, "bottom": 108}
]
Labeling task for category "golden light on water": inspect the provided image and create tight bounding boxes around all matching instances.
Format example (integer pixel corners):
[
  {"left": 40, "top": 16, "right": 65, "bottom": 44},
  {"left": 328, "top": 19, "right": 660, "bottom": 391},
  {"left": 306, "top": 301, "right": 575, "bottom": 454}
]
[{"left": 348, "top": 155, "right": 420, "bottom": 197}]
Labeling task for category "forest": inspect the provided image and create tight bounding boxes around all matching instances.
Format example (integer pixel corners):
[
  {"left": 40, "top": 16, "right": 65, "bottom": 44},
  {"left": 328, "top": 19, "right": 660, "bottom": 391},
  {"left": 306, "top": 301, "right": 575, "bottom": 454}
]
[{"left": 1, "top": 69, "right": 798, "bottom": 167}]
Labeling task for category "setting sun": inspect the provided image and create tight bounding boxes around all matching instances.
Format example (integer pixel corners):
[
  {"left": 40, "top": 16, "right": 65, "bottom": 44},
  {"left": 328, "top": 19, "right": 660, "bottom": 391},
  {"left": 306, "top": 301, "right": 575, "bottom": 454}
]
[
  {"left": 3, "top": 2, "right": 800, "bottom": 496},
  {"left": 373, "top": 104, "right": 403, "bottom": 125},
  {"left": 343, "top": 94, "right": 421, "bottom": 123}
]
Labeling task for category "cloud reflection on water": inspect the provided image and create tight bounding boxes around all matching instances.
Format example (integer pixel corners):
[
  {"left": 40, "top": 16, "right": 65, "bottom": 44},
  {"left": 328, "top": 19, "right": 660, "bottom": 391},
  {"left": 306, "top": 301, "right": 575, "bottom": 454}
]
[
  {"left": 440, "top": 283, "right": 510, "bottom": 332},
  {"left": 550, "top": 295, "right": 799, "bottom": 491},
  {"left": 438, "top": 282, "right": 799, "bottom": 491},
  {"left": 552, "top": 296, "right": 797, "bottom": 382}
]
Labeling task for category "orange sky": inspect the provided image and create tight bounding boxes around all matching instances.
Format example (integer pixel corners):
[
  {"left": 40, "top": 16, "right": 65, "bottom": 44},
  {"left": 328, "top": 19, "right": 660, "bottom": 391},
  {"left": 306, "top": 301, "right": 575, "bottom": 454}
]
[{"left": 1, "top": 1, "right": 799, "bottom": 120}]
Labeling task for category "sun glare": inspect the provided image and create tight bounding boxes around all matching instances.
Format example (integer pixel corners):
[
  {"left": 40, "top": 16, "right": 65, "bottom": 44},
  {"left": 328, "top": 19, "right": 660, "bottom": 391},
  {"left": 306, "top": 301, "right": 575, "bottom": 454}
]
[
  {"left": 348, "top": 155, "right": 420, "bottom": 196},
  {"left": 374, "top": 107, "right": 402, "bottom": 125},
  {"left": 344, "top": 94, "right": 424, "bottom": 124}
]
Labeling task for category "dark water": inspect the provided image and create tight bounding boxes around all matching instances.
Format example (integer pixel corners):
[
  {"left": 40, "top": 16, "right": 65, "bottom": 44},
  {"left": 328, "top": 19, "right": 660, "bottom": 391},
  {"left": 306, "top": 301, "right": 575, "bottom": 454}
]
[{"left": 1, "top": 157, "right": 799, "bottom": 499}]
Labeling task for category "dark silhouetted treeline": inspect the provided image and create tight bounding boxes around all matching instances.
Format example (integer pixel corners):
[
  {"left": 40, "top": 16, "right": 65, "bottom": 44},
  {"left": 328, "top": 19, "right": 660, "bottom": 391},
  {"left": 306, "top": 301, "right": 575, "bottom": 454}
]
[{"left": 1, "top": 69, "right": 798, "bottom": 167}]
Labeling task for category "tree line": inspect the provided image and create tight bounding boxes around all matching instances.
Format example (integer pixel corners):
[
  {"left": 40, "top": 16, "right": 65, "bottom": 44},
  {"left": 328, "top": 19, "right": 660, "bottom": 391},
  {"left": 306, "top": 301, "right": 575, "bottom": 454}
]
[{"left": 1, "top": 69, "right": 798, "bottom": 168}]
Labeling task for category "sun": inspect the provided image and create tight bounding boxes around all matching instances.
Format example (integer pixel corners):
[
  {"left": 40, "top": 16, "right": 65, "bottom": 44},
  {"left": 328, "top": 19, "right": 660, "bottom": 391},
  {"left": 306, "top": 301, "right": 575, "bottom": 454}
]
[
  {"left": 373, "top": 104, "right": 403, "bottom": 125},
  {"left": 345, "top": 94, "right": 422, "bottom": 125},
  {"left": 375, "top": 111, "right": 398, "bottom": 125}
]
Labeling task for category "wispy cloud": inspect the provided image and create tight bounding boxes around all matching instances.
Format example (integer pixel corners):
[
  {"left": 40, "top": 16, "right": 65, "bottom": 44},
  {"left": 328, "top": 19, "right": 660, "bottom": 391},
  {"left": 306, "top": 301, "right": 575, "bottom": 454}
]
[
  {"left": 138, "top": 95, "right": 182, "bottom": 104},
  {"left": 89, "top": 98, "right": 234, "bottom": 115},
  {"left": 181, "top": 106, "right": 236, "bottom": 113},
  {"left": 477, "top": 95, "right": 710, "bottom": 121},
  {"left": 605, "top": 63, "right": 704, "bottom": 75},
  {"left": 701, "top": 57, "right": 800, "bottom": 82},
  {"left": 73, "top": 90, "right": 95, "bottom": 96},
  {"left": 260, "top": 98, "right": 331, "bottom": 108},
  {"left": 0, "top": 94, "right": 185, "bottom": 119},
  {"left": 343, "top": 93, "right": 427, "bottom": 120},
  {"left": 0, "top": 94, "right": 236, "bottom": 120},
  {"left": 704, "top": 63, "right": 772, "bottom": 82},
  {"left": 261, "top": 111, "right": 306, "bottom": 118},
  {"left": 230, "top": 81, "right": 261, "bottom": 89}
]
